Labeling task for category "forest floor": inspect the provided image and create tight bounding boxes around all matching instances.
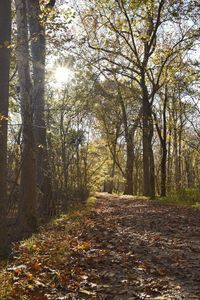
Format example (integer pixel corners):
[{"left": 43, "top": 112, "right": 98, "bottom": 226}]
[{"left": 0, "top": 193, "right": 200, "bottom": 300}]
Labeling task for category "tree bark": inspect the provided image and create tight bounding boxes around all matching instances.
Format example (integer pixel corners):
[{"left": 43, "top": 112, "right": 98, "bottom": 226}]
[
  {"left": 141, "top": 80, "right": 155, "bottom": 198},
  {"left": 15, "top": 0, "right": 37, "bottom": 236},
  {"left": 26, "top": 0, "right": 53, "bottom": 218},
  {"left": 26, "top": 0, "right": 46, "bottom": 183},
  {"left": 115, "top": 80, "right": 136, "bottom": 195},
  {"left": 154, "top": 87, "right": 168, "bottom": 197},
  {"left": 167, "top": 111, "right": 172, "bottom": 193},
  {"left": 0, "top": 0, "right": 11, "bottom": 257},
  {"left": 124, "top": 139, "right": 134, "bottom": 195},
  {"left": 107, "top": 129, "right": 119, "bottom": 194},
  {"left": 160, "top": 88, "right": 167, "bottom": 197}
]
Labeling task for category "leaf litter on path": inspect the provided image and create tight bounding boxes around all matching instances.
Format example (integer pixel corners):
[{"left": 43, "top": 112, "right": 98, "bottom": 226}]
[{"left": 1, "top": 193, "right": 200, "bottom": 299}]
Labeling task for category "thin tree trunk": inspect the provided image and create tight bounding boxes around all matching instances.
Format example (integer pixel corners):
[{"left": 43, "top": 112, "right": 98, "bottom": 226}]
[
  {"left": 124, "top": 140, "right": 134, "bottom": 195},
  {"left": 15, "top": 0, "right": 37, "bottom": 236},
  {"left": 185, "top": 152, "right": 193, "bottom": 188},
  {"left": 108, "top": 160, "right": 116, "bottom": 194},
  {"left": 178, "top": 90, "right": 185, "bottom": 190},
  {"left": 167, "top": 112, "right": 172, "bottom": 193},
  {"left": 149, "top": 116, "right": 155, "bottom": 198},
  {"left": 161, "top": 88, "right": 167, "bottom": 197},
  {"left": 0, "top": 0, "right": 11, "bottom": 257},
  {"left": 107, "top": 125, "right": 119, "bottom": 194},
  {"left": 115, "top": 80, "right": 136, "bottom": 195},
  {"left": 160, "top": 144, "right": 167, "bottom": 197},
  {"left": 154, "top": 87, "right": 168, "bottom": 197},
  {"left": 174, "top": 123, "right": 179, "bottom": 191},
  {"left": 142, "top": 81, "right": 155, "bottom": 198}
]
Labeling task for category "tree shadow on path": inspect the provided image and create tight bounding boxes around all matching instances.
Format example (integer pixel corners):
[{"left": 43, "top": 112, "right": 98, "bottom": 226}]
[{"left": 71, "top": 193, "right": 200, "bottom": 299}]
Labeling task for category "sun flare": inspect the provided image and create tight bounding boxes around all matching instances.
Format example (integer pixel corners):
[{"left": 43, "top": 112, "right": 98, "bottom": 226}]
[{"left": 54, "top": 67, "right": 73, "bottom": 85}]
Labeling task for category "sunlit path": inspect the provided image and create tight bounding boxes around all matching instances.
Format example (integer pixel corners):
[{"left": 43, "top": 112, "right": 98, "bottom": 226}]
[{"left": 2, "top": 193, "right": 200, "bottom": 299}]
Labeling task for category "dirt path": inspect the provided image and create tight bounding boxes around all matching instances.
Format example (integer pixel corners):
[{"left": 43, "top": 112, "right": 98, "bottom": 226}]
[
  {"left": 3, "top": 193, "right": 200, "bottom": 299},
  {"left": 59, "top": 193, "right": 200, "bottom": 299}
]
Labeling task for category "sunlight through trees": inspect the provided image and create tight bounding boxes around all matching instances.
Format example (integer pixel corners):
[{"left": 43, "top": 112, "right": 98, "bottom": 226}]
[{"left": 0, "top": 0, "right": 199, "bottom": 257}]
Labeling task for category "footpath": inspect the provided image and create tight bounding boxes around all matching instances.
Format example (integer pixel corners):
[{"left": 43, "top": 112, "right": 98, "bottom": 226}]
[{"left": 1, "top": 193, "right": 200, "bottom": 299}]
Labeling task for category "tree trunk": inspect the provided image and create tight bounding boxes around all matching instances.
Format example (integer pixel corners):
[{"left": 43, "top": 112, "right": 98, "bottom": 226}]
[
  {"left": 185, "top": 152, "right": 193, "bottom": 188},
  {"left": 154, "top": 87, "right": 168, "bottom": 197},
  {"left": 160, "top": 89, "right": 167, "bottom": 197},
  {"left": 116, "top": 82, "right": 135, "bottom": 195},
  {"left": 0, "top": 0, "right": 11, "bottom": 257},
  {"left": 107, "top": 126, "right": 119, "bottom": 194},
  {"left": 149, "top": 116, "right": 155, "bottom": 198},
  {"left": 160, "top": 144, "right": 167, "bottom": 197},
  {"left": 142, "top": 82, "right": 155, "bottom": 198},
  {"left": 26, "top": 0, "right": 53, "bottom": 218},
  {"left": 167, "top": 115, "right": 172, "bottom": 193},
  {"left": 124, "top": 142, "right": 134, "bottom": 195},
  {"left": 15, "top": 0, "right": 37, "bottom": 236},
  {"left": 174, "top": 124, "right": 179, "bottom": 191},
  {"left": 107, "top": 160, "right": 116, "bottom": 194},
  {"left": 26, "top": 0, "right": 45, "bottom": 185}
]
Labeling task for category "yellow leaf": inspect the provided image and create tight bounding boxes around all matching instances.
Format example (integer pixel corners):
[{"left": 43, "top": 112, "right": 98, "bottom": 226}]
[
  {"left": 27, "top": 272, "right": 33, "bottom": 280},
  {"left": 77, "top": 241, "right": 90, "bottom": 251}
]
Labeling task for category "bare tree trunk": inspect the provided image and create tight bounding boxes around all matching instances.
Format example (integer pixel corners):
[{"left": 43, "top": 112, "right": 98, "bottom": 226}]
[
  {"left": 154, "top": 87, "right": 168, "bottom": 197},
  {"left": 26, "top": 0, "right": 46, "bottom": 183},
  {"left": 167, "top": 110, "right": 172, "bottom": 193},
  {"left": 178, "top": 99, "right": 184, "bottom": 190},
  {"left": 116, "top": 81, "right": 137, "bottom": 195},
  {"left": 26, "top": 0, "right": 54, "bottom": 218},
  {"left": 160, "top": 90, "right": 167, "bottom": 197},
  {"left": 0, "top": 0, "right": 11, "bottom": 257},
  {"left": 107, "top": 128, "right": 119, "bottom": 194},
  {"left": 174, "top": 122, "right": 180, "bottom": 191},
  {"left": 142, "top": 81, "right": 155, "bottom": 198},
  {"left": 108, "top": 160, "right": 116, "bottom": 194},
  {"left": 124, "top": 136, "right": 134, "bottom": 195},
  {"left": 149, "top": 117, "right": 155, "bottom": 197},
  {"left": 15, "top": 0, "right": 37, "bottom": 236},
  {"left": 60, "top": 111, "right": 68, "bottom": 189},
  {"left": 185, "top": 152, "right": 193, "bottom": 188}
]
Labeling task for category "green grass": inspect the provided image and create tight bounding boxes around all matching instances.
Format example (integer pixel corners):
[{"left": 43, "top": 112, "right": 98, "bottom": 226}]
[{"left": 158, "top": 188, "right": 200, "bottom": 208}]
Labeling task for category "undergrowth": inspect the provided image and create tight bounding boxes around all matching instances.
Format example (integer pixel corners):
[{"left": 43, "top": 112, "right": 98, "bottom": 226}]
[
  {"left": 0, "top": 195, "right": 96, "bottom": 299},
  {"left": 158, "top": 188, "right": 200, "bottom": 208}
]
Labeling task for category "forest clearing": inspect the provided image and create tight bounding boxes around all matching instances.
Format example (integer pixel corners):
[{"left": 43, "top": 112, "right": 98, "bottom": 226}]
[{"left": 0, "top": 193, "right": 200, "bottom": 299}]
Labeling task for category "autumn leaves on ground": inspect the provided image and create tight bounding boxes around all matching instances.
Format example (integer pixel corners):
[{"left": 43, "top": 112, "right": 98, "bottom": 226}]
[{"left": 1, "top": 194, "right": 200, "bottom": 300}]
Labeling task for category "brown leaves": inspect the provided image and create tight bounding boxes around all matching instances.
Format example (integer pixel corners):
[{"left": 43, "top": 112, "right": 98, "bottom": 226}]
[
  {"left": 29, "top": 261, "right": 42, "bottom": 272},
  {"left": 1, "top": 193, "right": 200, "bottom": 299}
]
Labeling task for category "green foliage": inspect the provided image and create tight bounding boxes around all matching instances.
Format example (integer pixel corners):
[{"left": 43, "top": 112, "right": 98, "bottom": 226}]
[
  {"left": 21, "top": 236, "right": 37, "bottom": 252},
  {"left": 159, "top": 189, "right": 200, "bottom": 208},
  {"left": 86, "top": 196, "right": 97, "bottom": 206}
]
